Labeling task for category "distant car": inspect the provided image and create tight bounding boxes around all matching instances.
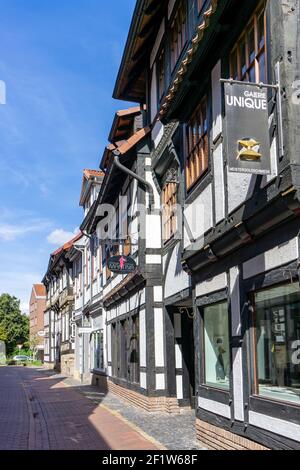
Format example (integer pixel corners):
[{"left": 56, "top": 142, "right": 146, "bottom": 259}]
[{"left": 13, "top": 355, "right": 32, "bottom": 362}]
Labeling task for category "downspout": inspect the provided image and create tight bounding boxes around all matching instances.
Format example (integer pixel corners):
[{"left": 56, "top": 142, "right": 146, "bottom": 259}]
[{"left": 113, "top": 151, "right": 154, "bottom": 210}]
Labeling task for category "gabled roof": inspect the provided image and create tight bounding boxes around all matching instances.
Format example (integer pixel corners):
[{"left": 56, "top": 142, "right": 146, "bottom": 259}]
[
  {"left": 79, "top": 169, "right": 104, "bottom": 207},
  {"left": 113, "top": 0, "right": 168, "bottom": 102},
  {"left": 33, "top": 284, "right": 46, "bottom": 298},
  {"left": 100, "top": 126, "right": 151, "bottom": 171},
  {"left": 108, "top": 106, "right": 141, "bottom": 144},
  {"left": 42, "top": 232, "right": 83, "bottom": 284}
]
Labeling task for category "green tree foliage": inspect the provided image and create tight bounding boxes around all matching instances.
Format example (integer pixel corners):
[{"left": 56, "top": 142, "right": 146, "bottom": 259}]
[
  {"left": 0, "top": 324, "right": 7, "bottom": 342},
  {"left": 0, "top": 294, "right": 29, "bottom": 355}
]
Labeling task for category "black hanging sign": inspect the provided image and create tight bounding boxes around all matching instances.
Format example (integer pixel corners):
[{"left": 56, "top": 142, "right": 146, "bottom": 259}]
[
  {"left": 224, "top": 82, "right": 271, "bottom": 175},
  {"left": 107, "top": 255, "right": 137, "bottom": 275}
]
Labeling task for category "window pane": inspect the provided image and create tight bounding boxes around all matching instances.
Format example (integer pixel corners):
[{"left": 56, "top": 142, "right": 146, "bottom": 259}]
[
  {"left": 254, "top": 283, "right": 300, "bottom": 405},
  {"left": 258, "top": 51, "right": 265, "bottom": 83},
  {"left": 204, "top": 302, "right": 230, "bottom": 390},
  {"left": 248, "top": 26, "right": 256, "bottom": 64},
  {"left": 240, "top": 38, "right": 247, "bottom": 77},
  {"left": 249, "top": 64, "right": 256, "bottom": 83},
  {"left": 258, "top": 11, "right": 265, "bottom": 50}
]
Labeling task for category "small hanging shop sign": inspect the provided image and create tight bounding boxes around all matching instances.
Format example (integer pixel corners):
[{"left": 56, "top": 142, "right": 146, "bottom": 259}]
[
  {"left": 108, "top": 255, "right": 137, "bottom": 275},
  {"left": 223, "top": 80, "right": 273, "bottom": 175}
]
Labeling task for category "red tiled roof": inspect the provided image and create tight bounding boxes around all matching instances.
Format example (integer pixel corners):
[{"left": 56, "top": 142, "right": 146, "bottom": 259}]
[
  {"left": 117, "top": 127, "right": 151, "bottom": 155},
  {"left": 33, "top": 284, "right": 46, "bottom": 297},
  {"left": 83, "top": 169, "right": 104, "bottom": 179},
  {"left": 51, "top": 232, "right": 82, "bottom": 257}
]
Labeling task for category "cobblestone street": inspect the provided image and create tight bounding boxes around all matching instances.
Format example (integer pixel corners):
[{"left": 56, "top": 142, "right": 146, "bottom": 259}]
[{"left": 0, "top": 367, "right": 161, "bottom": 450}]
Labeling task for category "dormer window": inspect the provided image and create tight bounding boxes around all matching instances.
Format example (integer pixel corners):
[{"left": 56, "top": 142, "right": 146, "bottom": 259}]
[{"left": 170, "top": 0, "right": 187, "bottom": 71}]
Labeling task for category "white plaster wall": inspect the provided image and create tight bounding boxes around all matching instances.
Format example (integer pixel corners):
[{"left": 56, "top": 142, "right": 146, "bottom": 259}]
[
  {"left": 213, "top": 143, "right": 225, "bottom": 223},
  {"left": 183, "top": 184, "right": 213, "bottom": 249},
  {"left": 146, "top": 214, "right": 162, "bottom": 249},
  {"left": 139, "top": 309, "right": 147, "bottom": 368},
  {"left": 211, "top": 61, "right": 222, "bottom": 140},
  {"left": 243, "top": 238, "right": 299, "bottom": 279},
  {"left": 152, "top": 121, "right": 164, "bottom": 148},
  {"left": 150, "top": 64, "right": 158, "bottom": 122},
  {"left": 156, "top": 373, "right": 166, "bottom": 390},
  {"left": 249, "top": 412, "right": 300, "bottom": 443},
  {"left": 164, "top": 244, "right": 190, "bottom": 299},
  {"left": 227, "top": 172, "right": 257, "bottom": 214},
  {"left": 154, "top": 308, "right": 165, "bottom": 368},
  {"left": 140, "top": 371, "right": 147, "bottom": 389},
  {"left": 198, "top": 397, "right": 231, "bottom": 419},
  {"left": 196, "top": 273, "right": 227, "bottom": 298}
]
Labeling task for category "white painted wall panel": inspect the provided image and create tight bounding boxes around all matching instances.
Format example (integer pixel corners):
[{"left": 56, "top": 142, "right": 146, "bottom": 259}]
[
  {"left": 139, "top": 309, "right": 147, "bottom": 368},
  {"left": 146, "top": 214, "right": 161, "bottom": 249},
  {"left": 176, "top": 375, "right": 183, "bottom": 400},
  {"left": 243, "top": 238, "right": 298, "bottom": 279},
  {"left": 198, "top": 397, "right": 231, "bottom": 419},
  {"left": 156, "top": 373, "right": 166, "bottom": 390},
  {"left": 154, "top": 308, "right": 165, "bottom": 367},
  {"left": 150, "top": 64, "right": 158, "bottom": 122},
  {"left": 227, "top": 172, "right": 256, "bottom": 214},
  {"left": 196, "top": 273, "right": 227, "bottom": 298},
  {"left": 154, "top": 286, "right": 163, "bottom": 302},
  {"left": 140, "top": 372, "right": 147, "bottom": 389},
  {"left": 212, "top": 61, "right": 222, "bottom": 140},
  {"left": 184, "top": 184, "right": 213, "bottom": 249},
  {"left": 249, "top": 412, "right": 300, "bottom": 443},
  {"left": 232, "top": 348, "right": 244, "bottom": 422},
  {"left": 230, "top": 266, "right": 241, "bottom": 337},
  {"left": 152, "top": 121, "right": 164, "bottom": 148},
  {"left": 213, "top": 143, "right": 225, "bottom": 223},
  {"left": 165, "top": 245, "right": 190, "bottom": 299}
]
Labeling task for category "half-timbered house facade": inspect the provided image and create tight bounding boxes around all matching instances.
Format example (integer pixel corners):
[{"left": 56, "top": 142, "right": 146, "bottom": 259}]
[{"left": 113, "top": 0, "right": 300, "bottom": 450}]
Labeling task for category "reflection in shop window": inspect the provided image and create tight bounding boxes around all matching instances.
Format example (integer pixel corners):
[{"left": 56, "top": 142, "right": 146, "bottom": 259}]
[
  {"left": 93, "top": 330, "right": 104, "bottom": 371},
  {"left": 253, "top": 282, "right": 300, "bottom": 405},
  {"left": 203, "top": 302, "right": 230, "bottom": 390}
]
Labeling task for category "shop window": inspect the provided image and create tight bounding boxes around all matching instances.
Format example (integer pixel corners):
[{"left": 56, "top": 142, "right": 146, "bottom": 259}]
[
  {"left": 203, "top": 301, "right": 230, "bottom": 390},
  {"left": 197, "top": 0, "right": 204, "bottom": 14},
  {"left": 170, "top": 0, "right": 187, "bottom": 71},
  {"left": 162, "top": 181, "right": 178, "bottom": 242},
  {"left": 230, "top": 2, "right": 267, "bottom": 83},
  {"left": 93, "top": 330, "right": 104, "bottom": 371},
  {"left": 252, "top": 282, "right": 300, "bottom": 406},
  {"left": 111, "top": 323, "right": 118, "bottom": 377},
  {"left": 186, "top": 96, "right": 209, "bottom": 191},
  {"left": 129, "top": 315, "right": 140, "bottom": 384},
  {"left": 120, "top": 320, "right": 128, "bottom": 380}
]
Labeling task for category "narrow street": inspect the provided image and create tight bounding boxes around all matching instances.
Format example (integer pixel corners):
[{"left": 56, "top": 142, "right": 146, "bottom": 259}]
[{"left": 0, "top": 366, "right": 161, "bottom": 450}]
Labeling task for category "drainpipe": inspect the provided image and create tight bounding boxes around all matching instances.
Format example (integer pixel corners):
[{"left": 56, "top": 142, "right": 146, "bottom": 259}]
[{"left": 113, "top": 151, "right": 154, "bottom": 210}]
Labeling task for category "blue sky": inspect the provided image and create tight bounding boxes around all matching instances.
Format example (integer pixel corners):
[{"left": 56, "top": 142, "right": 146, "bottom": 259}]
[{"left": 0, "top": 0, "right": 136, "bottom": 312}]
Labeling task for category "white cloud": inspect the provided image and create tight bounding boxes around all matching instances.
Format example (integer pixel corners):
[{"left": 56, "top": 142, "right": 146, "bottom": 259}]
[
  {"left": 0, "top": 220, "right": 51, "bottom": 241},
  {"left": 47, "top": 228, "right": 79, "bottom": 246}
]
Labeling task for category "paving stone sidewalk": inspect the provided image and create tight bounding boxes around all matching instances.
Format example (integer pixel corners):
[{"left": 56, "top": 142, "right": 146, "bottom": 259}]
[
  {"left": 62, "top": 375, "right": 205, "bottom": 451},
  {"left": 0, "top": 367, "right": 160, "bottom": 450}
]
